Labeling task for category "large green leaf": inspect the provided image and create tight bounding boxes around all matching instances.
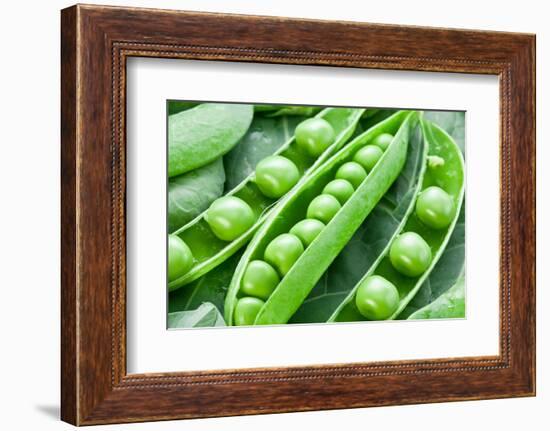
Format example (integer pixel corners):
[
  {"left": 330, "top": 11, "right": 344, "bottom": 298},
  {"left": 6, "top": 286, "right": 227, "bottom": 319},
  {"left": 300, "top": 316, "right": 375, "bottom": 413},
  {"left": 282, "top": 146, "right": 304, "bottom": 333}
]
[
  {"left": 168, "top": 303, "right": 226, "bottom": 329},
  {"left": 290, "top": 122, "right": 425, "bottom": 323},
  {"left": 407, "top": 276, "right": 465, "bottom": 320},
  {"left": 223, "top": 115, "right": 307, "bottom": 191},
  {"left": 168, "top": 103, "right": 253, "bottom": 177},
  {"left": 168, "top": 158, "right": 225, "bottom": 233}
]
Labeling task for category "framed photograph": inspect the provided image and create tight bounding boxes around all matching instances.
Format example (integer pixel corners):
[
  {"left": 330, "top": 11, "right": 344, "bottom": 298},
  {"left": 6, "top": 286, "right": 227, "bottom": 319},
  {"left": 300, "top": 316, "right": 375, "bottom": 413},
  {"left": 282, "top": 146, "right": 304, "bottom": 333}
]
[{"left": 61, "top": 4, "right": 536, "bottom": 425}]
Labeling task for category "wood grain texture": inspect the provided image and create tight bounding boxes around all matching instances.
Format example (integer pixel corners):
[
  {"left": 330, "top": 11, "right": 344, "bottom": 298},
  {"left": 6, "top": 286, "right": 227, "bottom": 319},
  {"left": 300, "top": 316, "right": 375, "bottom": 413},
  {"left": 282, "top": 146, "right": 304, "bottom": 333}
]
[{"left": 60, "top": 4, "right": 536, "bottom": 425}]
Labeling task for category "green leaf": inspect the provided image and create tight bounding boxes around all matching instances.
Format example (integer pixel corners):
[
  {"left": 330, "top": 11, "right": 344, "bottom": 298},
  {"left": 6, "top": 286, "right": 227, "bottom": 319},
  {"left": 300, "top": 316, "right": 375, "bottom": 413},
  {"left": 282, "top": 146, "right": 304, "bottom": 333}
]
[
  {"left": 168, "top": 103, "right": 254, "bottom": 177},
  {"left": 168, "top": 158, "right": 225, "bottom": 233},
  {"left": 424, "top": 111, "right": 465, "bottom": 154},
  {"left": 407, "top": 276, "right": 465, "bottom": 320},
  {"left": 168, "top": 101, "right": 198, "bottom": 115},
  {"left": 290, "top": 122, "right": 426, "bottom": 323},
  {"left": 223, "top": 115, "right": 307, "bottom": 191},
  {"left": 168, "top": 303, "right": 226, "bottom": 328}
]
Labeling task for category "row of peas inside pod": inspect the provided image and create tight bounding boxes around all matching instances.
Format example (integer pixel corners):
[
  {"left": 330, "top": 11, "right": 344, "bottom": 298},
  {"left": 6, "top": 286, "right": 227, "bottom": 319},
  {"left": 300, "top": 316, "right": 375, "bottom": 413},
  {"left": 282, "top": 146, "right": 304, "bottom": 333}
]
[
  {"left": 167, "top": 110, "right": 365, "bottom": 289},
  {"left": 233, "top": 132, "right": 397, "bottom": 325},
  {"left": 354, "top": 185, "right": 456, "bottom": 320}
]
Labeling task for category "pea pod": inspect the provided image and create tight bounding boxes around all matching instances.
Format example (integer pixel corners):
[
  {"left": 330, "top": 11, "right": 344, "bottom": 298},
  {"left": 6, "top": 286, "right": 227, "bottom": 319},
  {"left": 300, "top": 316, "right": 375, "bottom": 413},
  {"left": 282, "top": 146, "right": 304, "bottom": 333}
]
[
  {"left": 168, "top": 107, "right": 365, "bottom": 291},
  {"left": 225, "top": 110, "right": 417, "bottom": 325},
  {"left": 290, "top": 121, "right": 428, "bottom": 323},
  {"left": 169, "top": 103, "right": 254, "bottom": 177},
  {"left": 328, "top": 119, "right": 465, "bottom": 322}
]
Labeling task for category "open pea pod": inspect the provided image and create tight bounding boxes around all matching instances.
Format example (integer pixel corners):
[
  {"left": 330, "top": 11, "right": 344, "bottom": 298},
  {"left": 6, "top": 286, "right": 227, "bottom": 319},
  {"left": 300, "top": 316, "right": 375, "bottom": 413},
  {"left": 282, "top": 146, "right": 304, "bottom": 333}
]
[
  {"left": 225, "top": 110, "right": 417, "bottom": 325},
  {"left": 168, "top": 107, "right": 365, "bottom": 291},
  {"left": 328, "top": 118, "right": 465, "bottom": 322},
  {"left": 290, "top": 120, "right": 428, "bottom": 323}
]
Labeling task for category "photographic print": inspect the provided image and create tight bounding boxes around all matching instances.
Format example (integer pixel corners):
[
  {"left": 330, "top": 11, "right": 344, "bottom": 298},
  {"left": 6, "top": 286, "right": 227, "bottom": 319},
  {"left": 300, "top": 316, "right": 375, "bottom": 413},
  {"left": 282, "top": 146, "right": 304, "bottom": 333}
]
[{"left": 167, "top": 102, "right": 465, "bottom": 328}]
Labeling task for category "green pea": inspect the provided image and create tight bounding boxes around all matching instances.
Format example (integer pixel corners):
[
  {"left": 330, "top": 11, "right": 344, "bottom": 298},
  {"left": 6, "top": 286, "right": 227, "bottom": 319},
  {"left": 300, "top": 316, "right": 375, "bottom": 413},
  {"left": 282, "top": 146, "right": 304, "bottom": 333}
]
[
  {"left": 168, "top": 235, "right": 194, "bottom": 282},
  {"left": 204, "top": 196, "right": 255, "bottom": 241},
  {"left": 264, "top": 233, "right": 304, "bottom": 276},
  {"left": 241, "top": 260, "right": 280, "bottom": 300},
  {"left": 390, "top": 232, "right": 432, "bottom": 277},
  {"left": 322, "top": 179, "right": 355, "bottom": 205},
  {"left": 255, "top": 155, "right": 300, "bottom": 198},
  {"left": 335, "top": 162, "right": 367, "bottom": 189},
  {"left": 306, "top": 194, "right": 342, "bottom": 224},
  {"left": 234, "top": 297, "right": 265, "bottom": 326},
  {"left": 371, "top": 133, "right": 393, "bottom": 151},
  {"left": 415, "top": 186, "right": 455, "bottom": 229},
  {"left": 295, "top": 117, "right": 336, "bottom": 157},
  {"left": 289, "top": 219, "right": 325, "bottom": 247},
  {"left": 353, "top": 145, "right": 384, "bottom": 171},
  {"left": 355, "top": 275, "right": 400, "bottom": 320}
]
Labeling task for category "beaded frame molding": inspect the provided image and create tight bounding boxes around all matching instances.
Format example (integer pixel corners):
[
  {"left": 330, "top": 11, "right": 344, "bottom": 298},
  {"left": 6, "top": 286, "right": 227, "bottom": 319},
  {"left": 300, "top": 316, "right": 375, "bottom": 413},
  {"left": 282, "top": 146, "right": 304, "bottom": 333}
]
[{"left": 61, "top": 4, "right": 535, "bottom": 425}]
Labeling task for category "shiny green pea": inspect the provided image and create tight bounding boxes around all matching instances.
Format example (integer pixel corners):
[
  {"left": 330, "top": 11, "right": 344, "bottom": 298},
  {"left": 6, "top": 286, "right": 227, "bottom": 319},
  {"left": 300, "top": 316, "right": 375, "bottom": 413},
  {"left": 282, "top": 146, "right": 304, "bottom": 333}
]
[
  {"left": 322, "top": 179, "right": 355, "bottom": 205},
  {"left": 168, "top": 235, "right": 194, "bottom": 282},
  {"left": 289, "top": 219, "right": 325, "bottom": 247},
  {"left": 390, "top": 232, "right": 432, "bottom": 277},
  {"left": 355, "top": 275, "right": 400, "bottom": 320},
  {"left": 234, "top": 297, "right": 265, "bottom": 326},
  {"left": 306, "top": 194, "right": 342, "bottom": 224},
  {"left": 415, "top": 186, "right": 455, "bottom": 229},
  {"left": 335, "top": 162, "right": 367, "bottom": 189},
  {"left": 255, "top": 155, "right": 300, "bottom": 198},
  {"left": 204, "top": 196, "right": 255, "bottom": 241},
  {"left": 371, "top": 133, "right": 394, "bottom": 151},
  {"left": 241, "top": 260, "right": 280, "bottom": 300},
  {"left": 353, "top": 145, "right": 384, "bottom": 171},
  {"left": 264, "top": 233, "right": 305, "bottom": 276},
  {"left": 295, "top": 117, "right": 336, "bottom": 157}
]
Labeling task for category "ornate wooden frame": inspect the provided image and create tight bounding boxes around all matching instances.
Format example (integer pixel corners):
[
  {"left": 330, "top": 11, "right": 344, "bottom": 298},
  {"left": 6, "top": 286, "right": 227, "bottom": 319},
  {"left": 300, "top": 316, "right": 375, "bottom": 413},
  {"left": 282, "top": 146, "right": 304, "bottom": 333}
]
[{"left": 61, "top": 4, "right": 536, "bottom": 425}]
